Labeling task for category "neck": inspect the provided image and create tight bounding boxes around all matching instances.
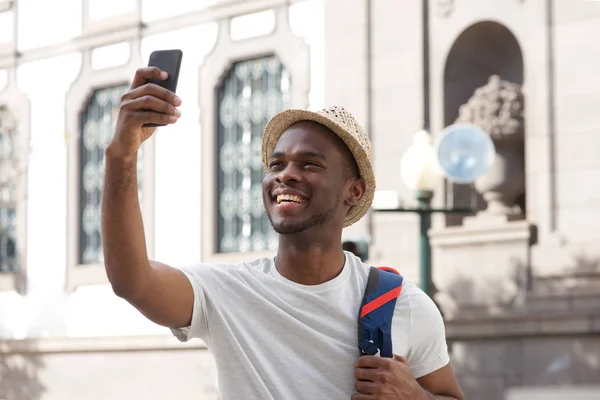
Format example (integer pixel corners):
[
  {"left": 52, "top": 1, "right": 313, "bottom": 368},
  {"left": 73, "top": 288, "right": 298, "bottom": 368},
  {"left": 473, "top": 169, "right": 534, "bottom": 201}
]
[{"left": 274, "top": 228, "right": 346, "bottom": 286}]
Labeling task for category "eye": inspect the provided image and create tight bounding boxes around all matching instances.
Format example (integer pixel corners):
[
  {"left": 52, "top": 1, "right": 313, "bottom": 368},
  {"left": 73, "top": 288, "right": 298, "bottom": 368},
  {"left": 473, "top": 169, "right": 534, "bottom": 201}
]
[
  {"left": 269, "top": 160, "right": 284, "bottom": 169},
  {"left": 304, "top": 161, "right": 323, "bottom": 169}
]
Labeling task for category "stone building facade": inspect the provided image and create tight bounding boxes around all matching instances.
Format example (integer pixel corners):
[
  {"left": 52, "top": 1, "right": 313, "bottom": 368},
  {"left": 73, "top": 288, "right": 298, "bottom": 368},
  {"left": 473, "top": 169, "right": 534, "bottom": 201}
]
[
  {"left": 332, "top": 1, "right": 600, "bottom": 398},
  {"left": 0, "top": 0, "right": 598, "bottom": 399}
]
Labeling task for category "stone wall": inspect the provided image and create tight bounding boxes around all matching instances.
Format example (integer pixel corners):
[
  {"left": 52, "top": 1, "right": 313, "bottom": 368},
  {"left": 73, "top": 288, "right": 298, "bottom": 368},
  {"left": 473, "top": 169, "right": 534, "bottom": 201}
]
[
  {"left": 446, "top": 278, "right": 600, "bottom": 400},
  {"left": 0, "top": 336, "right": 218, "bottom": 400},
  {"left": 450, "top": 334, "right": 600, "bottom": 400},
  {"left": 321, "top": 1, "right": 600, "bottom": 399}
]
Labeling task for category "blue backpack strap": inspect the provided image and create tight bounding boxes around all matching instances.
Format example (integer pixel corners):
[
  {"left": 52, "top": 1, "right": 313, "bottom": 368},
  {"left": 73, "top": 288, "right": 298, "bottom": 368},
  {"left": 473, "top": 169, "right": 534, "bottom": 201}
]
[{"left": 358, "top": 266, "right": 404, "bottom": 358}]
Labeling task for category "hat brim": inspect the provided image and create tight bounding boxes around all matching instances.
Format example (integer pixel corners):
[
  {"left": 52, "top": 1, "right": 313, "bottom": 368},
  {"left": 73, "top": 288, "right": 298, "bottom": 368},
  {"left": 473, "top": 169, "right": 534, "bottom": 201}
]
[{"left": 262, "top": 109, "right": 375, "bottom": 228}]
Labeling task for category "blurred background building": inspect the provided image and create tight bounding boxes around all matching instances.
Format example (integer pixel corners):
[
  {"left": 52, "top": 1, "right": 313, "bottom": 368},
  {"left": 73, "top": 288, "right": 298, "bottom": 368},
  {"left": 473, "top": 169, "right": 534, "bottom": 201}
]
[{"left": 0, "top": 0, "right": 599, "bottom": 399}]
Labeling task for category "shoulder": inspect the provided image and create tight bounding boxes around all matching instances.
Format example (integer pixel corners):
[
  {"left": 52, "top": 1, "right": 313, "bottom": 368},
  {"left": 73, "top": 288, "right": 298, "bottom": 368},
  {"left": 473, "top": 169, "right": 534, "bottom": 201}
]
[
  {"left": 397, "top": 279, "right": 443, "bottom": 326},
  {"left": 401, "top": 280, "right": 447, "bottom": 353},
  {"left": 391, "top": 277, "right": 446, "bottom": 344},
  {"left": 399, "top": 280, "right": 433, "bottom": 308},
  {"left": 395, "top": 279, "right": 450, "bottom": 378},
  {"left": 180, "top": 257, "right": 274, "bottom": 282}
]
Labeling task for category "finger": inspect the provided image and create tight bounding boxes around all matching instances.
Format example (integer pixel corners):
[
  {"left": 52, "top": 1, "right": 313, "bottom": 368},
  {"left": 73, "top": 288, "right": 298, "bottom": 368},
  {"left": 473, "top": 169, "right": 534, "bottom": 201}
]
[
  {"left": 123, "top": 95, "right": 181, "bottom": 116},
  {"left": 134, "top": 110, "right": 178, "bottom": 126},
  {"left": 393, "top": 354, "right": 409, "bottom": 364},
  {"left": 355, "top": 355, "right": 389, "bottom": 369},
  {"left": 354, "top": 380, "right": 379, "bottom": 395},
  {"left": 351, "top": 394, "right": 374, "bottom": 400},
  {"left": 355, "top": 367, "right": 381, "bottom": 382},
  {"left": 130, "top": 67, "right": 168, "bottom": 89},
  {"left": 124, "top": 83, "right": 182, "bottom": 107}
]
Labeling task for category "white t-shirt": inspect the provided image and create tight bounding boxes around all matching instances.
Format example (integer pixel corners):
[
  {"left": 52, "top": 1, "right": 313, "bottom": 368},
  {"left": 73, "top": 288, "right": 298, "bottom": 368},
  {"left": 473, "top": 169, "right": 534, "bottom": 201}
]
[{"left": 171, "top": 251, "right": 450, "bottom": 400}]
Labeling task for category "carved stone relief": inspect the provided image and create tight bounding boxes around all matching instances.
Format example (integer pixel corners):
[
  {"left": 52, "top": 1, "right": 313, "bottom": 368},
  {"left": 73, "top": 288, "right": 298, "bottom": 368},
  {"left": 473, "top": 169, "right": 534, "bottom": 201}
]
[{"left": 456, "top": 75, "right": 525, "bottom": 217}]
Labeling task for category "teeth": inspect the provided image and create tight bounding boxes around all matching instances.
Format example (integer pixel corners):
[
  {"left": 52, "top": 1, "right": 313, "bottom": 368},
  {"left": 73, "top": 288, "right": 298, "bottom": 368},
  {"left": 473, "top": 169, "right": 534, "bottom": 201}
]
[{"left": 276, "top": 194, "right": 305, "bottom": 204}]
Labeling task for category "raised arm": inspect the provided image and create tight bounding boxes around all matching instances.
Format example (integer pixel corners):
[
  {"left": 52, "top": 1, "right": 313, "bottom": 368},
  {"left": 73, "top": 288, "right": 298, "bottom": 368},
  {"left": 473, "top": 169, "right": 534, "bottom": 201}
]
[{"left": 101, "top": 67, "right": 192, "bottom": 329}]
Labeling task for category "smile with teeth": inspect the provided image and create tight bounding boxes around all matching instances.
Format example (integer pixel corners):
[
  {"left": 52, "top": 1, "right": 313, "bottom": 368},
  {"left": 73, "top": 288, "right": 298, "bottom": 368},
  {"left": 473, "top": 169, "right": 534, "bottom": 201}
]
[{"left": 276, "top": 194, "right": 306, "bottom": 204}]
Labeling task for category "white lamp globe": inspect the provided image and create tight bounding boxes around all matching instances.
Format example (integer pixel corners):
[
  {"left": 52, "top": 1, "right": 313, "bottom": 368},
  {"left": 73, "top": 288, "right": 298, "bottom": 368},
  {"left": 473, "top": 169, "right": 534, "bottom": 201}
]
[{"left": 400, "top": 130, "right": 442, "bottom": 193}]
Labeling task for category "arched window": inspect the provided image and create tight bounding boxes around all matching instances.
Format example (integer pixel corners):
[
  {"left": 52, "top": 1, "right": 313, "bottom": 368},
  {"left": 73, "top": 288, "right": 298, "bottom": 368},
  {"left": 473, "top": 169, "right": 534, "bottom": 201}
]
[
  {"left": 78, "top": 84, "right": 144, "bottom": 265},
  {"left": 216, "top": 56, "right": 290, "bottom": 253},
  {"left": 0, "top": 106, "right": 16, "bottom": 273}
]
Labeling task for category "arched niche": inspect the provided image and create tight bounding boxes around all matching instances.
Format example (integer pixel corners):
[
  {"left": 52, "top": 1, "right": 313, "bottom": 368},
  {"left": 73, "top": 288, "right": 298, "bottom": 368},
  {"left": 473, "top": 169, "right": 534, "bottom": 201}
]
[{"left": 443, "top": 21, "right": 525, "bottom": 226}]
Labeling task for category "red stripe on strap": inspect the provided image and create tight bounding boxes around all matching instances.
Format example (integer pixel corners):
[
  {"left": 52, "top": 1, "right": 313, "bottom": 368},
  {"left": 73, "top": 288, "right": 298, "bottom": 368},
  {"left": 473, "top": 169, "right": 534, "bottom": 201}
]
[
  {"left": 360, "top": 286, "right": 402, "bottom": 318},
  {"left": 378, "top": 266, "right": 399, "bottom": 275}
]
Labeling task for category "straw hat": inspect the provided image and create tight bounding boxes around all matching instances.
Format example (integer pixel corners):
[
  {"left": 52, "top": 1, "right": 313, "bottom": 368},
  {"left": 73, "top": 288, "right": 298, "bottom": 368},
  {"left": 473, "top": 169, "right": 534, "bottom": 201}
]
[{"left": 262, "top": 105, "right": 375, "bottom": 227}]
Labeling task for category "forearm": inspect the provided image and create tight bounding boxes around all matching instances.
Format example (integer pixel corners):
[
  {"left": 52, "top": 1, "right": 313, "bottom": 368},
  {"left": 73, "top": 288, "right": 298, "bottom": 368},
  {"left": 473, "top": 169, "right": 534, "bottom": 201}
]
[
  {"left": 421, "top": 389, "right": 462, "bottom": 400},
  {"left": 101, "top": 146, "right": 150, "bottom": 298}
]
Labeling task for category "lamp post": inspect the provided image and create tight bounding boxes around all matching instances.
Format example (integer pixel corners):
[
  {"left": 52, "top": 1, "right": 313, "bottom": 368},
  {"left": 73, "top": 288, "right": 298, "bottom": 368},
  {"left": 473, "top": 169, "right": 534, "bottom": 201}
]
[{"left": 373, "top": 131, "right": 472, "bottom": 297}]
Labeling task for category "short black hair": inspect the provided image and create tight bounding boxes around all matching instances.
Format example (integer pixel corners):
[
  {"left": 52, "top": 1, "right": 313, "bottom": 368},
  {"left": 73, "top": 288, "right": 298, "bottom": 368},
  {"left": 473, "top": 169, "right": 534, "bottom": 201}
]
[
  {"left": 297, "top": 120, "right": 360, "bottom": 181},
  {"left": 342, "top": 153, "right": 359, "bottom": 181}
]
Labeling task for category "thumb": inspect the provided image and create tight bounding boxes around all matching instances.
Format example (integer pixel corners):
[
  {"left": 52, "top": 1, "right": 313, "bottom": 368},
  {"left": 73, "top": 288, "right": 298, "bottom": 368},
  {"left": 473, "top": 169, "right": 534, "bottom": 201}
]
[{"left": 393, "top": 354, "right": 409, "bottom": 364}]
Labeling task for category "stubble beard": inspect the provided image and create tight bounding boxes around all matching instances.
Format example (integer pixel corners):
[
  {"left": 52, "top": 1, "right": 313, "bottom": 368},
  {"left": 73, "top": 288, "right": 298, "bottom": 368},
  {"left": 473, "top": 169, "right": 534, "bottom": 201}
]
[{"left": 268, "top": 198, "right": 341, "bottom": 235}]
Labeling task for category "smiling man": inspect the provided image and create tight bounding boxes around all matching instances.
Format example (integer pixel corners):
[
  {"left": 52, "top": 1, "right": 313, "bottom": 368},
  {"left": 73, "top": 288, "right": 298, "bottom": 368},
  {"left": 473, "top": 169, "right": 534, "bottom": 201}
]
[{"left": 102, "top": 67, "right": 465, "bottom": 400}]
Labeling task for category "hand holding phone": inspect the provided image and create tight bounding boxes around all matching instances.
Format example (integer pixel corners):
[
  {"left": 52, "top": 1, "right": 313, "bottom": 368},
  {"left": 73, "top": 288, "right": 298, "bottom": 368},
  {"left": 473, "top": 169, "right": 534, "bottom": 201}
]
[
  {"left": 108, "top": 50, "right": 183, "bottom": 159},
  {"left": 143, "top": 49, "right": 183, "bottom": 128}
]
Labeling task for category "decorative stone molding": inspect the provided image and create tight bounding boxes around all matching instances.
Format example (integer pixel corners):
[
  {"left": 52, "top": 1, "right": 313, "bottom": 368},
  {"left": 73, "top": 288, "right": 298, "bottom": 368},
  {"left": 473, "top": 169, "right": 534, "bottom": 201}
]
[
  {"left": 199, "top": 6, "right": 310, "bottom": 262},
  {"left": 0, "top": 0, "right": 16, "bottom": 59},
  {"left": 456, "top": 75, "right": 524, "bottom": 141},
  {"left": 0, "top": 0, "right": 305, "bottom": 70},
  {"left": 507, "top": 388, "right": 600, "bottom": 400},
  {"left": 445, "top": 304, "right": 600, "bottom": 340},
  {"left": 0, "top": 335, "right": 207, "bottom": 355},
  {"left": 0, "top": 68, "right": 30, "bottom": 293},
  {"left": 81, "top": 0, "right": 142, "bottom": 37}
]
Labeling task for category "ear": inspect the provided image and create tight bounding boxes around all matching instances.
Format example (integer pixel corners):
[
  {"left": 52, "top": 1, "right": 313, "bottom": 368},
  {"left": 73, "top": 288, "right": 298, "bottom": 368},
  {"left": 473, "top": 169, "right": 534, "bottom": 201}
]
[{"left": 345, "top": 178, "right": 366, "bottom": 207}]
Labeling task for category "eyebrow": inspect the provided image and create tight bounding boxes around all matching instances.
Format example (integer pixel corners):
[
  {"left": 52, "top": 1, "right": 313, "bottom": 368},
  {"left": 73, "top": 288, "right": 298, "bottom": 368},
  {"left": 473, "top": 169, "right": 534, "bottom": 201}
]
[{"left": 269, "top": 151, "right": 327, "bottom": 161}]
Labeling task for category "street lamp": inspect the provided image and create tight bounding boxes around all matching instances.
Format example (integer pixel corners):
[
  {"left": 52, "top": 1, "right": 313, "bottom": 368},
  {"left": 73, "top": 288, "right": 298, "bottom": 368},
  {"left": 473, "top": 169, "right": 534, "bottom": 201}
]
[
  {"left": 373, "top": 125, "right": 495, "bottom": 297},
  {"left": 399, "top": 131, "right": 444, "bottom": 297}
]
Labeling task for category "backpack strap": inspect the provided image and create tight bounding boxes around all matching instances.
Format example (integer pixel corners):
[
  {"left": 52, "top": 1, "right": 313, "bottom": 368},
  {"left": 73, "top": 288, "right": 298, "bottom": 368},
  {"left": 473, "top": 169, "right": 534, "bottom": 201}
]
[{"left": 358, "top": 266, "right": 403, "bottom": 358}]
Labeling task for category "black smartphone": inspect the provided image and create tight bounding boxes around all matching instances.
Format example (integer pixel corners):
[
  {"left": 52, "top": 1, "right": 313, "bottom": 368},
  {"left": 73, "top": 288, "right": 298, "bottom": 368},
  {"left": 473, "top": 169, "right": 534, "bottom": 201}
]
[{"left": 143, "top": 49, "right": 183, "bottom": 127}]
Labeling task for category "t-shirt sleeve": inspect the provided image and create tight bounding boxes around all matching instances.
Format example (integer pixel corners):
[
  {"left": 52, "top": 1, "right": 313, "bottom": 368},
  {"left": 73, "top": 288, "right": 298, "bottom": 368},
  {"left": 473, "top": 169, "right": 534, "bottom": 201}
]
[
  {"left": 170, "top": 265, "right": 212, "bottom": 343},
  {"left": 405, "top": 284, "right": 450, "bottom": 379}
]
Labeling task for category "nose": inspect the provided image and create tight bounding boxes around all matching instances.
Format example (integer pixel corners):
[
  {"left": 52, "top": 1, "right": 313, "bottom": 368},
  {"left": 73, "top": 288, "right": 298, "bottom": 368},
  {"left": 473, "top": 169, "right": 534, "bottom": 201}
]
[{"left": 275, "top": 163, "right": 302, "bottom": 184}]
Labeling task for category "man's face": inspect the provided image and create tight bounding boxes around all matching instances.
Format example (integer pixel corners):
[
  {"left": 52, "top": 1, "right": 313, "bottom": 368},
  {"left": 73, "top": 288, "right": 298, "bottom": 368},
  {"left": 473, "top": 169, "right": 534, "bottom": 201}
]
[{"left": 262, "top": 121, "right": 356, "bottom": 235}]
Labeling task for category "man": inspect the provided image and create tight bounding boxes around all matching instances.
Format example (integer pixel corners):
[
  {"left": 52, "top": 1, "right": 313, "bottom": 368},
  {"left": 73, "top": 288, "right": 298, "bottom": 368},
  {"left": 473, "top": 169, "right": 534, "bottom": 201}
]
[{"left": 102, "top": 66, "right": 465, "bottom": 400}]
